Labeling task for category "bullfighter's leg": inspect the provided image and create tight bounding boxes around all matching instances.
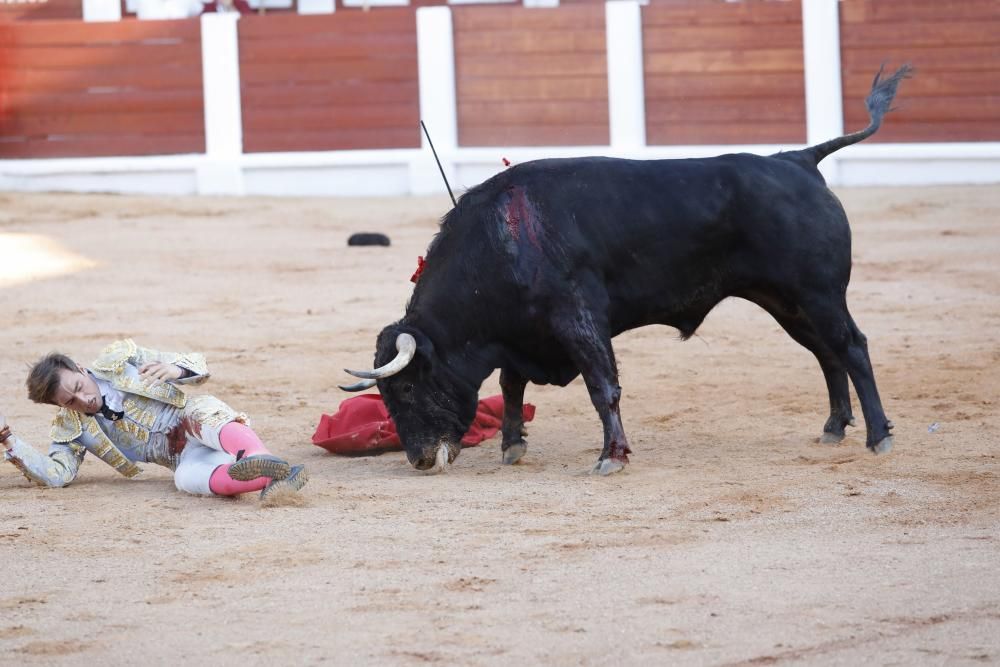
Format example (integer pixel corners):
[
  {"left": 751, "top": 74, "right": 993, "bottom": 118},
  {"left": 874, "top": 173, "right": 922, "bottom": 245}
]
[
  {"left": 755, "top": 300, "right": 856, "bottom": 443},
  {"left": 552, "top": 308, "right": 631, "bottom": 475},
  {"left": 499, "top": 367, "right": 529, "bottom": 465},
  {"left": 801, "top": 298, "right": 894, "bottom": 454}
]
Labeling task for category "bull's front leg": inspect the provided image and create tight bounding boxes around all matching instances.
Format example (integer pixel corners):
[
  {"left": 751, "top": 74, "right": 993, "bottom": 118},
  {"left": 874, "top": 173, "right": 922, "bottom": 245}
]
[
  {"left": 587, "top": 381, "right": 631, "bottom": 476},
  {"left": 499, "top": 367, "right": 529, "bottom": 465},
  {"left": 553, "top": 307, "right": 632, "bottom": 475}
]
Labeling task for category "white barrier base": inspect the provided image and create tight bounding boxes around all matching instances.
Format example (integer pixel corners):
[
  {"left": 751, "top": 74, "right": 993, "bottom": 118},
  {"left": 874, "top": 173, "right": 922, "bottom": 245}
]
[{"left": 1, "top": 143, "right": 998, "bottom": 198}]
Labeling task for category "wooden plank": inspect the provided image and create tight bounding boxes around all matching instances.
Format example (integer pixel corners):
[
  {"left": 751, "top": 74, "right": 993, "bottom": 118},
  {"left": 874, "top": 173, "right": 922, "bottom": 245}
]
[
  {"left": 0, "top": 110, "right": 205, "bottom": 136},
  {"left": 840, "top": 0, "right": 1000, "bottom": 24},
  {"left": 841, "top": 45, "right": 1000, "bottom": 73},
  {"left": 0, "top": 0, "right": 82, "bottom": 21},
  {"left": 4, "top": 89, "right": 204, "bottom": 114},
  {"left": 646, "top": 96, "right": 805, "bottom": 124},
  {"left": 241, "top": 81, "right": 418, "bottom": 107},
  {"left": 456, "top": 53, "right": 607, "bottom": 78},
  {"left": 0, "top": 44, "right": 203, "bottom": 69},
  {"left": 240, "top": 35, "right": 416, "bottom": 62},
  {"left": 453, "top": 5, "right": 604, "bottom": 32},
  {"left": 642, "top": 2, "right": 800, "bottom": 28},
  {"left": 243, "top": 127, "right": 420, "bottom": 153},
  {"left": 843, "top": 94, "right": 1000, "bottom": 123},
  {"left": 644, "top": 72, "right": 804, "bottom": 100},
  {"left": 841, "top": 70, "right": 1000, "bottom": 98},
  {"left": 457, "top": 76, "right": 608, "bottom": 103},
  {"left": 7, "top": 18, "right": 199, "bottom": 45},
  {"left": 454, "top": 28, "right": 605, "bottom": 55},
  {"left": 0, "top": 135, "right": 205, "bottom": 159},
  {"left": 644, "top": 48, "right": 803, "bottom": 74},
  {"left": 1, "top": 66, "right": 202, "bottom": 92},
  {"left": 840, "top": 21, "right": 1000, "bottom": 49},
  {"left": 242, "top": 104, "right": 418, "bottom": 132},
  {"left": 646, "top": 121, "right": 805, "bottom": 146},
  {"left": 240, "top": 43, "right": 416, "bottom": 63},
  {"left": 458, "top": 100, "right": 608, "bottom": 125},
  {"left": 240, "top": 59, "right": 417, "bottom": 85},
  {"left": 238, "top": 10, "right": 416, "bottom": 38},
  {"left": 642, "top": 23, "right": 802, "bottom": 52},
  {"left": 458, "top": 123, "right": 609, "bottom": 147}
]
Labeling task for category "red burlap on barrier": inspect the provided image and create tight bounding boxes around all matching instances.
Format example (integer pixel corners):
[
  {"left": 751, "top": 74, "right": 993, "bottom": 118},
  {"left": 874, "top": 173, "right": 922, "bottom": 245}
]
[{"left": 312, "top": 394, "right": 536, "bottom": 455}]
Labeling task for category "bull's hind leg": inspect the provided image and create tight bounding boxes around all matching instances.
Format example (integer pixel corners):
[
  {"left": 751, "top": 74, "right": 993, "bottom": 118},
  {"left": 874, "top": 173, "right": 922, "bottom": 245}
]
[
  {"left": 801, "top": 296, "right": 894, "bottom": 454},
  {"left": 551, "top": 306, "right": 631, "bottom": 475},
  {"left": 499, "top": 367, "right": 529, "bottom": 465},
  {"left": 753, "top": 298, "right": 855, "bottom": 443}
]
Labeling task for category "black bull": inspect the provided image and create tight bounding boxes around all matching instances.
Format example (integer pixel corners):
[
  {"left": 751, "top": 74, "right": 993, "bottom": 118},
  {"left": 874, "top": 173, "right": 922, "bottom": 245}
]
[{"left": 343, "top": 65, "right": 910, "bottom": 475}]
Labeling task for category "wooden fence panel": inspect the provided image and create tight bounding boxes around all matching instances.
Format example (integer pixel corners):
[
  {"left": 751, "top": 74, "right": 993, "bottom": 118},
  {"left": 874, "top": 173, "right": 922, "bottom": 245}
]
[
  {"left": 0, "top": 19, "right": 205, "bottom": 158},
  {"left": 0, "top": 0, "right": 82, "bottom": 21},
  {"left": 453, "top": 5, "right": 609, "bottom": 147},
  {"left": 238, "top": 11, "right": 420, "bottom": 153},
  {"left": 840, "top": 0, "right": 1000, "bottom": 142},
  {"left": 642, "top": 0, "right": 805, "bottom": 146}
]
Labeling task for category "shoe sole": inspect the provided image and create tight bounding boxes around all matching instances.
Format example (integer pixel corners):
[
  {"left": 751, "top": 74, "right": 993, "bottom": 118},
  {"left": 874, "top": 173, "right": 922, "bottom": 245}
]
[
  {"left": 260, "top": 467, "right": 308, "bottom": 502},
  {"left": 229, "top": 456, "right": 291, "bottom": 482}
]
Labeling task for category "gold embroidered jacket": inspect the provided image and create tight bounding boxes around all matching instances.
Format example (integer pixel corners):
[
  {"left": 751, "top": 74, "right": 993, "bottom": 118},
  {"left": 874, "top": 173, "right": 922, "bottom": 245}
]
[{"left": 4, "top": 339, "right": 213, "bottom": 487}]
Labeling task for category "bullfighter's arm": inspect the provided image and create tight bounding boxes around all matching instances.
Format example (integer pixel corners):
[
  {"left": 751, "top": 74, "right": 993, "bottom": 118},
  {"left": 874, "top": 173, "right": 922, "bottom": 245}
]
[
  {"left": 97, "top": 338, "right": 210, "bottom": 386},
  {"left": 132, "top": 341, "right": 209, "bottom": 385},
  {"left": 1, "top": 422, "right": 86, "bottom": 488}
]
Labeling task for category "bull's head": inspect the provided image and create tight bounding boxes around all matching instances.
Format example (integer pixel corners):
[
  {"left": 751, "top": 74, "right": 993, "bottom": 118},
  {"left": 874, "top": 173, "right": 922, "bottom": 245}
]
[{"left": 341, "top": 326, "right": 478, "bottom": 473}]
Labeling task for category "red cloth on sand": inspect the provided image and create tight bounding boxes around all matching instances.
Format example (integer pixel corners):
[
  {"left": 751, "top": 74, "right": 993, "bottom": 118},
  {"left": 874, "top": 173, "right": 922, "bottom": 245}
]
[{"left": 312, "top": 394, "right": 536, "bottom": 455}]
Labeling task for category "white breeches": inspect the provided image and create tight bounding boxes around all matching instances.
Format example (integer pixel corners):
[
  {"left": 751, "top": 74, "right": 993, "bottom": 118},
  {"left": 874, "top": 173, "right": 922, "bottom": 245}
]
[
  {"left": 171, "top": 396, "right": 249, "bottom": 495},
  {"left": 172, "top": 427, "right": 233, "bottom": 496}
]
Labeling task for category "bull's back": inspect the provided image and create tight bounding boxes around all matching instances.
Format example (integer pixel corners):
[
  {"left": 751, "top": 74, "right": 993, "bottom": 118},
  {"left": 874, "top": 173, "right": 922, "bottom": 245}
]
[{"left": 494, "top": 155, "right": 850, "bottom": 333}]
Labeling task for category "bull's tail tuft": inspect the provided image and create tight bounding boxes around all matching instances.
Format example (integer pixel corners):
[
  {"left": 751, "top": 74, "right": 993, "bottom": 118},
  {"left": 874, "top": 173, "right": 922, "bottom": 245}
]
[{"left": 800, "top": 63, "right": 913, "bottom": 166}]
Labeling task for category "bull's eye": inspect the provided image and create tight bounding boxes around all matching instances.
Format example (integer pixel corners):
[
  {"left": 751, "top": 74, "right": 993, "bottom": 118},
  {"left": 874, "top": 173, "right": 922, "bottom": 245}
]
[{"left": 401, "top": 383, "right": 414, "bottom": 396}]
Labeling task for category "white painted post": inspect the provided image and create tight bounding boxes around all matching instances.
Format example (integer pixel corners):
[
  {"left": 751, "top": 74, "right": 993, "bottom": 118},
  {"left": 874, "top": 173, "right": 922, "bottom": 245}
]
[
  {"left": 412, "top": 6, "right": 458, "bottom": 197},
  {"left": 198, "top": 13, "right": 245, "bottom": 196},
  {"left": 801, "top": 0, "right": 844, "bottom": 184},
  {"left": 82, "top": 0, "right": 122, "bottom": 21},
  {"left": 605, "top": 1, "right": 646, "bottom": 151},
  {"left": 297, "top": 0, "right": 335, "bottom": 14}
]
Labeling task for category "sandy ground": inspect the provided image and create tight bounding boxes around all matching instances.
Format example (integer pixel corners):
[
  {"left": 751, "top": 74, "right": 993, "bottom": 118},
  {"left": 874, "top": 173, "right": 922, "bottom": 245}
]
[{"left": 0, "top": 184, "right": 998, "bottom": 666}]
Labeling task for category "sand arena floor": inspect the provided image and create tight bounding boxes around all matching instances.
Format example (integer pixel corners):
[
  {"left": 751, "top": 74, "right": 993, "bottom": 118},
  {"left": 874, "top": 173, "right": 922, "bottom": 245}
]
[{"left": 1, "top": 185, "right": 998, "bottom": 665}]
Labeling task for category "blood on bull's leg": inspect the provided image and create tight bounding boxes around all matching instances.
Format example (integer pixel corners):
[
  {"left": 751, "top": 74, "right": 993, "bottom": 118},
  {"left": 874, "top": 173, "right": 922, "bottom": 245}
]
[
  {"left": 589, "top": 384, "right": 631, "bottom": 476},
  {"left": 499, "top": 367, "right": 529, "bottom": 465}
]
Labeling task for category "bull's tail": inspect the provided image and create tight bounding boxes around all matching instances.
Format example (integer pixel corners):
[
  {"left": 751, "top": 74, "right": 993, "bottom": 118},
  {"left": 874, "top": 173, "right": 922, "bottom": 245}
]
[{"left": 796, "top": 63, "right": 912, "bottom": 166}]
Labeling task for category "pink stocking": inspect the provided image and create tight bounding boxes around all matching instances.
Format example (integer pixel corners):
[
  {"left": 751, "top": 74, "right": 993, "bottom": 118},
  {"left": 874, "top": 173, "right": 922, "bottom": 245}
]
[
  {"left": 218, "top": 421, "right": 270, "bottom": 458},
  {"left": 209, "top": 464, "right": 269, "bottom": 496},
  {"left": 208, "top": 422, "right": 276, "bottom": 496}
]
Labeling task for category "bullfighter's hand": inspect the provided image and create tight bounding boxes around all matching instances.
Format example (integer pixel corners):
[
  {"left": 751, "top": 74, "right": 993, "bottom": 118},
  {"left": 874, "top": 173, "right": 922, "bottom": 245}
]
[
  {"left": 139, "top": 362, "right": 184, "bottom": 388},
  {"left": 0, "top": 416, "right": 12, "bottom": 449}
]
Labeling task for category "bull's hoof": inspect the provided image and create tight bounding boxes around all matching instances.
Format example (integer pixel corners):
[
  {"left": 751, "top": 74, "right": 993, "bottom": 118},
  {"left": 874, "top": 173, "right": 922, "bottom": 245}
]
[
  {"left": 870, "top": 436, "right": 894, "bottom": 455},
  {"left": 501, "top": 442, "right": 527, "bottom": 465},
  {"left": 819, "top": 431, "right": 846, "bottom": 445},
  {"left": 591, "top": 458, "right": 626, "bottom": 476}
]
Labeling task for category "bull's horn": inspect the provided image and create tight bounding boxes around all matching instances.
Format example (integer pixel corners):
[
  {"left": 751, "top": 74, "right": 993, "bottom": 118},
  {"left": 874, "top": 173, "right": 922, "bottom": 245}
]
[
  {"left": 344, "top": 333, "right": 416, "bottom": 380},
  {"left": 338, "top": 378, "right": 377, "bottom": 392}
]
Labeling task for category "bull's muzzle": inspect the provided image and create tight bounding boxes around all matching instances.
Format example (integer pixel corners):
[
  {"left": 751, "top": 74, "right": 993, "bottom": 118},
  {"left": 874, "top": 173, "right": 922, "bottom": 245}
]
[{"left": 408, "top": 443, "right": 456, "bottom": 474}]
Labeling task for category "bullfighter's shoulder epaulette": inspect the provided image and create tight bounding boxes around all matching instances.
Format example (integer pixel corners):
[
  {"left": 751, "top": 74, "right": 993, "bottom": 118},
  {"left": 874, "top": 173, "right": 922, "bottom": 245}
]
[
  {"left": 50, "top": 408, "right": 83, "bottom": 443},
  {"left": 92, "top": 339, "right": 137, "bottom": 374}
]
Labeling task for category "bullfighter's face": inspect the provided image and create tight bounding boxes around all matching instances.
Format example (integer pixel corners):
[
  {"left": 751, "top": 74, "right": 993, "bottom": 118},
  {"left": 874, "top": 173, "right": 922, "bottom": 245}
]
[
  {"left": 52, "top": 365, "right": 102, "bottom": 414},
  {"left": 374, "top": 329, "right": 478, "bottom": 473}
]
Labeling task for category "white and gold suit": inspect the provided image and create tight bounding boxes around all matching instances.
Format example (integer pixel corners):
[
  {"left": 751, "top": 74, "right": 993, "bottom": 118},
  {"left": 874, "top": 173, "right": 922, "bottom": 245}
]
[{"left": 3, "top": 339, "right": 249, "bottom": 495}]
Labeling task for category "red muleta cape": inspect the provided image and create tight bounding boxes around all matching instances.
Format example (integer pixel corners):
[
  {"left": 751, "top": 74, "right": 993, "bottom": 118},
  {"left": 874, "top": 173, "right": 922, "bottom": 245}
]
[{"left": 312, "top": 394, "right": 536, "bottom": 455}]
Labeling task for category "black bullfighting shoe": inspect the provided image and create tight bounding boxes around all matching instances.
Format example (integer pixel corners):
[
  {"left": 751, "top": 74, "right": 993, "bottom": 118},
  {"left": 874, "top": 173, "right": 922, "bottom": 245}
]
[
  {"left": 259, "top": 464, "right": 308, "bottom": 502},
  {"left": 228, "top": 454, "right": 291, "bottom": 482}
]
